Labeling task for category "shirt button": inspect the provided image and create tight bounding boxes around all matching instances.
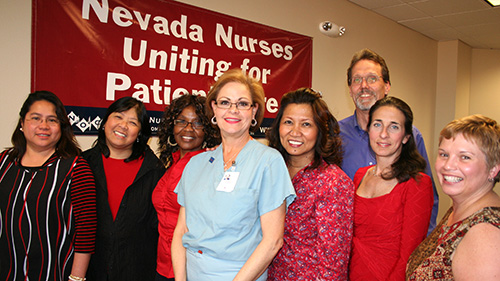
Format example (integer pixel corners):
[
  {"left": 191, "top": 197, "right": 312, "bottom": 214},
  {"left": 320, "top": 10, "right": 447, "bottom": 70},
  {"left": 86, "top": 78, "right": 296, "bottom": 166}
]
[{"left": 369, "top": 162, "right": 374, "bottom": 165}]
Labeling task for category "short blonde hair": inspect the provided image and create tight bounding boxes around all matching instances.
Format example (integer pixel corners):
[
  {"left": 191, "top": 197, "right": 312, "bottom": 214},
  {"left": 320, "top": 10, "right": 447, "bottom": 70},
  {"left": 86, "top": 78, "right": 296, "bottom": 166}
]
[
  {"left": 440, "top": 114, "right": 500, "bottom": 182},
  {"left": 205, "top": 68, "right": 265, "bottom": 132}
]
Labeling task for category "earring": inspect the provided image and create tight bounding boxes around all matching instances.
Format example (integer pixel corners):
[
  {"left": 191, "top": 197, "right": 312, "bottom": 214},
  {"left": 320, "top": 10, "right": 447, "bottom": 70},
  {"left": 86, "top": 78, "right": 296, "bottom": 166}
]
[
  {"left": 20, "top": 127, "right": 23, "bottom": 131},
  {"left": 488, "top": 178, "right": 494, "bottom": 183},
  {"left": 202, "top": 141, "right": 207, "bottom": 149},
  {"left": 211, "top": 116, "right": 217, "bottom": 125},
  {"left": 251, "top": 118, "right": 257, "bottom": 127},
  {"left": 136, "top": 138, "right": 140, "bottom": 143},
  {"left": 167, "top": 135, "right": 177, "bottom": 146}
]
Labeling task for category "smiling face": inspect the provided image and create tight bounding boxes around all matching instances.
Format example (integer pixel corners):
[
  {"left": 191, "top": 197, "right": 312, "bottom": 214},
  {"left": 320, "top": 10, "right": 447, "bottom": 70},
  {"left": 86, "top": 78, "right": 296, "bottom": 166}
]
[
  {"left": 103, "top": 106, "right": 141, "bottom": 158},
  {"left": 349, "top": 59, "right": 391, "bottom": 111},
  {"left": 279, "top": 103, "right": 318, "bottom": 164},
  {"left": 368, "top": 105, "right": 410, "bottom": 163},
  {"left": 436, "top": 134, "right": 500, "bottom": 202},
  {"left": 174, "top": 105, "right": 206, "bottom": 157},
  {"left": 211, "top": 81, "right": 257, "bottom": 138},
  {"left": 21, "top": 100, "right": 61, "bottom": 155}
]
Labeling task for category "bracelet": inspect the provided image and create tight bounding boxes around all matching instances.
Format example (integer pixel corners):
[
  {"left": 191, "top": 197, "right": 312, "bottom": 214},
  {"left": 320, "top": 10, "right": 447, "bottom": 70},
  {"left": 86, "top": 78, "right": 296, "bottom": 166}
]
[{"left": 68, "top": 274, "right": 86, "bottom": 281}]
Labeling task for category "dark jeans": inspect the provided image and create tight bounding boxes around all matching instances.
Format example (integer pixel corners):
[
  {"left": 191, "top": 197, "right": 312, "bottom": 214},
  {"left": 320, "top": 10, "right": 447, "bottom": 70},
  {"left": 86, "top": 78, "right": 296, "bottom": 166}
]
[{"left": 155, "top": 272, "right": 174, "bottom": 281}]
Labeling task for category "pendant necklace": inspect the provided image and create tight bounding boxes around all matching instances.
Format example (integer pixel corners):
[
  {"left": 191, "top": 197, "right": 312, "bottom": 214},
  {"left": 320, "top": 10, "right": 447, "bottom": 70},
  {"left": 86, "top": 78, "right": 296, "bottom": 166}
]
[{"left": 223, "top": 150, "right": 239, "bottom": 170}]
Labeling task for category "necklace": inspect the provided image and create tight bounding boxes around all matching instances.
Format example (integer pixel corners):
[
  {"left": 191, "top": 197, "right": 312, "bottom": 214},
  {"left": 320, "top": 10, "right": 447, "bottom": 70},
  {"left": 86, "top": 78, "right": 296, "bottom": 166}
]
[
  {"left": 372, "top": 166, "right": 380, "bottom": 177},
  {"left": 223, "top": 150, "right": 239, "bottom": 170}
]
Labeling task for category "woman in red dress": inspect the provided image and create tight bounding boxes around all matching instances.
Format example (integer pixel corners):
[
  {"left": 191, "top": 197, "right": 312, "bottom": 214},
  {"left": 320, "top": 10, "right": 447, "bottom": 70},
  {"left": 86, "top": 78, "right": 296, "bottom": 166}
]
[{"left": 349, "top": 96, "right": 433, "bottom": 281}]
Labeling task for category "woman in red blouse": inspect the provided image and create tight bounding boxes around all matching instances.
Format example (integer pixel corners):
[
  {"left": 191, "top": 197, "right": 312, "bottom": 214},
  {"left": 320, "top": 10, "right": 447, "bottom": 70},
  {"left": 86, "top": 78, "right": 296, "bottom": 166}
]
[
  {"left": 267, "top": 88, "right": 354, "bottom": 280},
  {"left": 153, "top": 94, "right": 219, "bottom": 281},
  {"left": 349, "top": 96, "right": 433, "bottom": 281}
]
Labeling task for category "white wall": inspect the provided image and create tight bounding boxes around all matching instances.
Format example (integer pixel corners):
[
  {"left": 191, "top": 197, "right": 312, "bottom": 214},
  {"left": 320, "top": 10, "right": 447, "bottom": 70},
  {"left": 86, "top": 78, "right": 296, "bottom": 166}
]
[
  {"left": 3, "top": 0, "right": 499, "bottom": 220},
  {"left": 0, "top": 0, "right": 438, "bottom": 152}
]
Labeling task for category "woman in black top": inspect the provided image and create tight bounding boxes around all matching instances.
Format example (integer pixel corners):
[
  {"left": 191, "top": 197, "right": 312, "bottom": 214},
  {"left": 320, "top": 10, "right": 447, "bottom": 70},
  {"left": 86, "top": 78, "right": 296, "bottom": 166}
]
[{"left": 83, "top": 97, "right": 164, "bottom": 281}]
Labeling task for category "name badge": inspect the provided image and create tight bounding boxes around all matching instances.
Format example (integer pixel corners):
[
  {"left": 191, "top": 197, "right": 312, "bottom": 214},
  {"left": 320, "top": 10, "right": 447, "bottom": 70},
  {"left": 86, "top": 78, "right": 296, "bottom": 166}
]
[{"left": 216, "top": 171, "right": 239, "bottom": 192}]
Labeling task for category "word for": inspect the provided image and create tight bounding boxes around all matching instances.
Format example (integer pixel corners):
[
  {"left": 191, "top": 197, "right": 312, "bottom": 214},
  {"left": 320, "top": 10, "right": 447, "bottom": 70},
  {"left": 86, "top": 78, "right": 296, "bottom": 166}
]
[{"left": 123, "top": 38, "right": 271, "bottom": 84}]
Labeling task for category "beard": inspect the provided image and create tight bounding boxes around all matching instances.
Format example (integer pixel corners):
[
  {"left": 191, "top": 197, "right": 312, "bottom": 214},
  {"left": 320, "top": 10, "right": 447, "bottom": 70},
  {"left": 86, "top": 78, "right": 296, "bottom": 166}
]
[{"left": 354, "top": 89, "right": 377, "bottom": 111}]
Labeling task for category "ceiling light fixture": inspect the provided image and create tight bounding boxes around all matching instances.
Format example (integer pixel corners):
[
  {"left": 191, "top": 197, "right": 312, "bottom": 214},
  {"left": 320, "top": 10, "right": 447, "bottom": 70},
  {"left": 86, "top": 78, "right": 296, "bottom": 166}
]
[{"left": 484, "top": 0, "right": 500, "bottom": 7}]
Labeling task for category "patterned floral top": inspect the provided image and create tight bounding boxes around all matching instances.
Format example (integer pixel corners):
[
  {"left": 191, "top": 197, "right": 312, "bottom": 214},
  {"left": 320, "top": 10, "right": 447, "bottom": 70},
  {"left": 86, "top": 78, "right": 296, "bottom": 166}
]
[
  {"left": 268, "top": 160, "right": 354, "bottom": 280},
  {"left": 406, "top": 206, "right": 500, "bottom": 280}
]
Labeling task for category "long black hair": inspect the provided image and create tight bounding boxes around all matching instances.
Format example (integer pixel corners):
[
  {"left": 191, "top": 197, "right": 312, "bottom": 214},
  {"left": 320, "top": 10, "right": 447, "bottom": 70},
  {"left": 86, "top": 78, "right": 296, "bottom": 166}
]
[
  {"left": 94, "top": 97, "right": 151, "bottom": 162},
  {"left": 9, "top": 91, "right": 80, "bottom": 162}
]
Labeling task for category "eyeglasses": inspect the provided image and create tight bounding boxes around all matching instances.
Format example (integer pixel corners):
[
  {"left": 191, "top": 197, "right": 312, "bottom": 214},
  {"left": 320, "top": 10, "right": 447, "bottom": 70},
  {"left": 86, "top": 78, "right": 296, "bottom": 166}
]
[
  {"left": 25, "top": 116, "right": 60, "bottom": 127},
  {"left": 215, "top": 99, "right": 254, "bottom": 110},
  {"left": 173, "top": 119, "right": 204, "bottom": 129},
  {"left": 351, "top": 75, "right": 383, "bottom": 85}
]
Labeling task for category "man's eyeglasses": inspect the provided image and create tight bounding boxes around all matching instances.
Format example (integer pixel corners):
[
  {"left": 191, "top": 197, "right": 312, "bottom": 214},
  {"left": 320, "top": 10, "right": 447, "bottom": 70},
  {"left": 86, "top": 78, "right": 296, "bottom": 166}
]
[
  {"left": 351, "top": 75, "right": 383, "bottom": 85},
  {"left": 173, "top": 119, "right": 204, "bottom": 129},
  {"left": 215, "top": 100, "right": 254, "bottom": 110}
]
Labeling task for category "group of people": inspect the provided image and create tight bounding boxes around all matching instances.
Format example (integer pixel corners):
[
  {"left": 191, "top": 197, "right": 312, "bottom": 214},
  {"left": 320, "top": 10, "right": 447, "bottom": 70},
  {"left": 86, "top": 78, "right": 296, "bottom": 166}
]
[{"left": 1, "top": 48, "right": 499, "bottom": 281}]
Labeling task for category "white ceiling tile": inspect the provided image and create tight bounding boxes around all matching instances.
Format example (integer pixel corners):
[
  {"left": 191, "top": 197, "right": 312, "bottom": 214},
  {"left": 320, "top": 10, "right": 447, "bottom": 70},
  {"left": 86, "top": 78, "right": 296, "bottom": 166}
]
[
  {"left": 435, "top": 9, "right": 500, "bottom": 27},
  {"left": 410, "top": 0, "right": 491, "bottom": 16},
  {"left": 374, "top": 4, "right": 429, "bottom": 21},
  {"left": 399, "top": 17, "right": 448, "bottom": 31},
  {"left": 421, "top": 28, "right": 460, "bottom": 40},
  {"left": 455, "top": 22, "right": 500, "bottom": 35},
  {"left": 349, "top": 0, "right": 404, "bottom": 10},
  {"left": 347, "top": 0, "right": 500, "bottom": 49}
]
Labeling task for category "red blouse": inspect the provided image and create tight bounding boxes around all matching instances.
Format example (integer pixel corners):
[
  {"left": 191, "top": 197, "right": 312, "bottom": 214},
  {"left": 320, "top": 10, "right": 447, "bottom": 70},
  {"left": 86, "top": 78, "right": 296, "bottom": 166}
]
[
  {"left": 269, "top": 160, "right": 354, "bottom": 280},
  {"left": 102, "top": 155, "right": 142, "bottom": 219},
  {"left": 349, "top": 165, "right": 433, "bottom": 281},
  {"left": 152, "top": 149, "right": 205, "bottom": 278}
]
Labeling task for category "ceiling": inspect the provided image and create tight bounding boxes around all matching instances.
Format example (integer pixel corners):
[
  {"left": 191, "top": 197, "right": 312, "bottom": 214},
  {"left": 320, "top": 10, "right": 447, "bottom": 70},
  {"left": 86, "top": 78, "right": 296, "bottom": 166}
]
[{"left": 348, "top": 0, "right": 500, "bottom": 50}]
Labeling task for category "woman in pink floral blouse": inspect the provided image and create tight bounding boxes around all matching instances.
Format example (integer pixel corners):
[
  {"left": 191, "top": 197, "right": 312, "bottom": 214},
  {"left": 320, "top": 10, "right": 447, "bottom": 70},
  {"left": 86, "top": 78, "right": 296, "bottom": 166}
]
[{"left": 267, "top": 88, "right": 354, "bottom": 280}]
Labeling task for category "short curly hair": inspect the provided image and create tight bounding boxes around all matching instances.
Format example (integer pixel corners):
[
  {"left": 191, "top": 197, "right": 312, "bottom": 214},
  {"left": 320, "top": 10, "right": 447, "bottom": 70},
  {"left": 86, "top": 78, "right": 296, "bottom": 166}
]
[
  {"left": 157, "top": 94, "right": 220, "bottom": 168},
  {"left": 439, "top": 114, "right": 500, "bottom": 183}
]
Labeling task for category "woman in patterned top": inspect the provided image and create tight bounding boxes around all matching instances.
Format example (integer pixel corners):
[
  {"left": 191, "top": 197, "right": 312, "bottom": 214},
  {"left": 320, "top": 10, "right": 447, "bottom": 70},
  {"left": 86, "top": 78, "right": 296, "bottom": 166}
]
[
  {"left": 0, "top": 91, "right": 97, "bottom": 281},
  {"left": 406, "top": 115, "right": 500, "bottom": 280},
  {"left": 267, "top": 88, "right": 354, "bottom": 280}
]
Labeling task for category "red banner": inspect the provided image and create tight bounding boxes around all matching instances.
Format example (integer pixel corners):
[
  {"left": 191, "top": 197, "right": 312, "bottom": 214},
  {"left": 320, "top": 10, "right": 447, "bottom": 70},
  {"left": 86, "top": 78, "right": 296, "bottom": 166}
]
[{"left": 32, "top": 0, "right": 312, "bottom": 136}]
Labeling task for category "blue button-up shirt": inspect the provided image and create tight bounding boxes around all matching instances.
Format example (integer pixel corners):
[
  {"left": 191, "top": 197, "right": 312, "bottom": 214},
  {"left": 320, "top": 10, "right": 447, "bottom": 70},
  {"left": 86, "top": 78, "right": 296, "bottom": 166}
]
[{"left": 339, "top": 112, "right": 438, "bottom": 234}]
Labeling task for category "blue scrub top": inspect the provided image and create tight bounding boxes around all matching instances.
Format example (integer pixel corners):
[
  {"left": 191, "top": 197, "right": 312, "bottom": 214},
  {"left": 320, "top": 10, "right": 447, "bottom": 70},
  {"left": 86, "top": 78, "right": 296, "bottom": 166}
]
[{"left": 176, "top": 140, "right": 296, "bottom": 261}]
